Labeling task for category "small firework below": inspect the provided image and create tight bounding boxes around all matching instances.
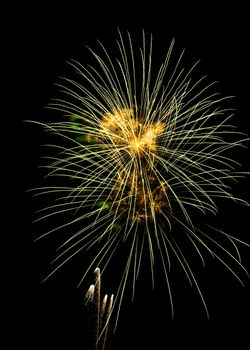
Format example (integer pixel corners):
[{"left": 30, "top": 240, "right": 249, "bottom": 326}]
[{"left": 85, "top": 268, "right": 114, "bottom": 350}]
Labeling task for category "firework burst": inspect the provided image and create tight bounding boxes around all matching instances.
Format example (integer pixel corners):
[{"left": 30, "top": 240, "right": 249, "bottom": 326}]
[{"left": 29, "top": 30, "right": 249, "bottom": 329}]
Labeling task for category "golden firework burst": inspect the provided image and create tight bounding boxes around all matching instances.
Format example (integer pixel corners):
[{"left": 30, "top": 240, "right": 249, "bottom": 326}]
[{"left": 28, "top": 30, "right": 249, "bottom": 332}]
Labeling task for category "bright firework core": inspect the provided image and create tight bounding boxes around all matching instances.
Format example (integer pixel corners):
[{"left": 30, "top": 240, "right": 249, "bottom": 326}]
[
  {"left": 99, "top": 107, "right": 167, "bottom": 223},
  {"left": 100, "top": 107, "right": 165, "bottom": 155}
]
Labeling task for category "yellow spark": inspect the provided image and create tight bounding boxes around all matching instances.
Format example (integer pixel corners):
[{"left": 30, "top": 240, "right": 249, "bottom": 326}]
[{"left": 99, "top": 107, "right": 165, "bottom": 156}]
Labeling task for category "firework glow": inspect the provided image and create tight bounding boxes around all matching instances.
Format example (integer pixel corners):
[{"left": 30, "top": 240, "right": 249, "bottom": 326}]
[{"left": 29, "top": 30, "right": 249, "bottom": 332}]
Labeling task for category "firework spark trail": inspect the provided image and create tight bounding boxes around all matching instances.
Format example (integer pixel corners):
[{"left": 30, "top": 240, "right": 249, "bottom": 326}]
[
  {"left": 29, "top": 30, "right": 250, "bottom": 331},
  {"left": 102, "top": 294, "right": 114, "bottom": 350},
  {"left": 85, "top": 268, "right": 114, "bottom": 350},
  {"left": 94, "top": 267, "right": 101, "bottom": 350},
  {"left": 85, "top": 284, "right": 95, "bottom": 303},
  {"left": 100, "top": 294, "right": 108, "bottom": 326}
]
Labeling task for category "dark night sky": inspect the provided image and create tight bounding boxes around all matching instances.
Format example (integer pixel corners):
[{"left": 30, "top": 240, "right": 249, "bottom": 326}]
[{"left": 8, "top": 2, "right": 250, "bottom": 349}]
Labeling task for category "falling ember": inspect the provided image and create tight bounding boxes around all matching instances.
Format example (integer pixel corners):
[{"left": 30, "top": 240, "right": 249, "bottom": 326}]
[
  {"left": 108, "top": 294, "right": 114, "bottom": 314},
  {"left": 102, "top": 294, "right": 114, "bottom": 350},
  {"left": 85, "top": 284, "right": 95, "bottom": 303},
  {"left": 95, "top": 267, "right": 101, "bottom": 274},
  {"left": 101, "top": 294, "right": 108, "bottom": 317}
]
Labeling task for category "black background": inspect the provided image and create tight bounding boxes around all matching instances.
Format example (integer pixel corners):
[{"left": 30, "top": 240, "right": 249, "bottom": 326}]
[{"left": 8, "top": 2, "right": 250, "bottom": 349}]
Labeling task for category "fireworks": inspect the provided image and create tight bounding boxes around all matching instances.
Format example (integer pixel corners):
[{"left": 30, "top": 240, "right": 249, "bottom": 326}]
[
  {"left": 30, "top": 30, "right": 249, "bottom": 330},
  {"left": 85, "top": 268, "right": 113, "bottom": 350}
]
